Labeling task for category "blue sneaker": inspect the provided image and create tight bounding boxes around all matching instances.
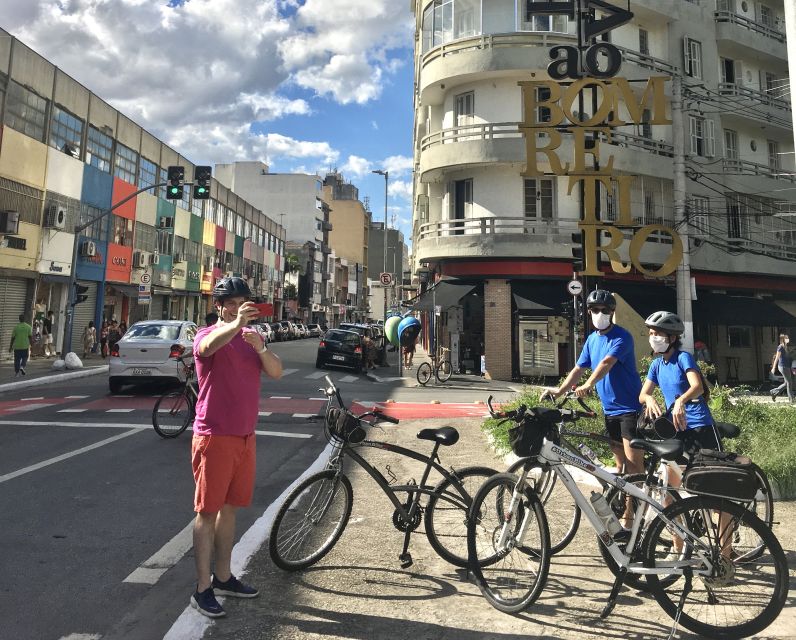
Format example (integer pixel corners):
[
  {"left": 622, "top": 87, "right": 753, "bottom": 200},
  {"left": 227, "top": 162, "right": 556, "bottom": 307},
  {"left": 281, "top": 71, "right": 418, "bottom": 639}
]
[
  {"left": 212, "top": 574, "right": 259, "bottom": 598},
  {"left": 190, "top": 587, "right": 226, "bottom": 618}
]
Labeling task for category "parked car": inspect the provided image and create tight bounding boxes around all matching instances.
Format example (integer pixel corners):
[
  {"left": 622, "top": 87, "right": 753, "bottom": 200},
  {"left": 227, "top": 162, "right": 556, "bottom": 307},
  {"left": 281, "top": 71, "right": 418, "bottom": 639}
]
[
  {"left": 108, "top": 320, "right": 197, "bottom": 393},
  {"left": 306, "top": 323, "right": 322, "bottom": 338},
  {"left": 277, "top": 321, "right": 295, "bottom": 339},
  {"left": 316, "top": 329, "right": 366, "bottom": 372},
  {"left": 339, "top": 322, "right": 376, "bottom": 340},
  {"left": 270, "top": 322, "right": 288, "bottom": 341},
  {"left": 295, "top": 323, "right": 307, "bottom": 338},
  {"left": 258, "top": 323, "right": 275, "bottom": 344}
]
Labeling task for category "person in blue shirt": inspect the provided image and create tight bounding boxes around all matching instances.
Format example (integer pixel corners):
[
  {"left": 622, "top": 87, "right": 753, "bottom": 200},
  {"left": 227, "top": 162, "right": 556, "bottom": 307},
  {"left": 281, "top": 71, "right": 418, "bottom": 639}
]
[
  {"left": 638, "top": 311, "right": 719, "bottom": 452},
  {"left": 544, "top": 289, "right": 644, "bottom": 479}
]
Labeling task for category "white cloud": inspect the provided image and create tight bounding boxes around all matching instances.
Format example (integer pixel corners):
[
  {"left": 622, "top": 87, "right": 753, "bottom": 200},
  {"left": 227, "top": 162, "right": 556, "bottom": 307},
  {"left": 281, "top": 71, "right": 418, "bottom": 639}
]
[
  {"left": 388, "top": 179, "right": 413, "bottom": 203},
  {"left": 383, "top": 155, "right": 414, "bottom": 178},
  {"left": 340, "top": 155, "right": 372, "bottom": 178}
]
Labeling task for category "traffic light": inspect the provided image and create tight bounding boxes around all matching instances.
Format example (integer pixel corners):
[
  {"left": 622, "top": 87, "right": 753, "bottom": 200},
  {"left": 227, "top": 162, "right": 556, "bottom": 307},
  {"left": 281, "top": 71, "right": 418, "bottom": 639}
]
[
  {"left": 73, "top": 282, "right": 89, "bottom": 305},
  {"left": 571, "top": 230, "right": 585, "bottom": 273},
  {"left": 166, "top": 165, "right": 184, "bottom": 200},
  {"left": 193, "top": 166, "right": 211, "bottom": 199}
]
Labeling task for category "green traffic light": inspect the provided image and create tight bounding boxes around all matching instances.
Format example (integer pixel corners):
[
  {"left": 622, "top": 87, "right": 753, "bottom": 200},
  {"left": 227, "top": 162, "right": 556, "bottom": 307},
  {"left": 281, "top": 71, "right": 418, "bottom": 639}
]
[{"left": 170, "top": 187, "right": 179, "bottom": 194}]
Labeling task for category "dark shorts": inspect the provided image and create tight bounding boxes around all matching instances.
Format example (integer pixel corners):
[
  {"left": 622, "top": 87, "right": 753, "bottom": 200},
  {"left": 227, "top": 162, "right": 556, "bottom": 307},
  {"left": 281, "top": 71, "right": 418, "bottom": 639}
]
[
  {"left": 604, "top": 412, "right": 640, "bottom": 443},
  {"left": 676, "top": 424, "right": 721, "bottom": 456}
]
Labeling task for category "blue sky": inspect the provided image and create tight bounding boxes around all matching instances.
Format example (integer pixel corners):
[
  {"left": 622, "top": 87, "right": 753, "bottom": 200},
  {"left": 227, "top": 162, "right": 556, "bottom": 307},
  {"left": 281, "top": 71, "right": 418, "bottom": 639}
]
[{"left": 0, "top": 0, "right": 416, "bottom": 241}]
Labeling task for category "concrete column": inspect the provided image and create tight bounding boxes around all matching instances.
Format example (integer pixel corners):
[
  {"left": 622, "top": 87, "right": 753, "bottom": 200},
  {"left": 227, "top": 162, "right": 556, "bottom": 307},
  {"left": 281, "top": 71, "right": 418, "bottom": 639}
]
[{"left": 484, "top": 279, "right": 512, "bottom": 381}]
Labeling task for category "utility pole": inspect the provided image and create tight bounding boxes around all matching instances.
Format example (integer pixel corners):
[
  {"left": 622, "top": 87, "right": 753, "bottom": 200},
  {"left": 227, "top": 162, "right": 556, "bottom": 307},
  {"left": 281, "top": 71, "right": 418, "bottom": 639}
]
[
  {"left": 372, "top": 169, "right": 389, "bottom": 365},
  {"left": 672, "top": 73, "right": 694, "bottom": 353}
]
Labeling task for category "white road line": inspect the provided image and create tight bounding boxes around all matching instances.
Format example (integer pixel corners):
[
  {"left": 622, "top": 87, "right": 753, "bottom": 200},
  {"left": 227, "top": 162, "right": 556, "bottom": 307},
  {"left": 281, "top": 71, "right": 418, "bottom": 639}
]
[
  {"left": 309, "top": 397, "right": 327, "bottom": 401},
  {"left": 107, "top": 408, "right": 134, "bottom": 413},
  {"left": 291, "top": 413, "right": 314, "bottom": 418},
  {"left": 0, "top": 420, "right": 150, "bottom": 429},
  {"left": 0, "top": 429, "right": 141, "bottom": 484},
  {"left": 59, "top": 634, "right": 102, "bottom": 640},
  {"left": 124, "top": 520, "right": 195, "bottom": 585},
  {"left": 58, "top": 409, "right": 86, "bottom": 413},
  {"left": 111, "top": 395, "right": 134, "bottom": 398},
  {"left": 281, "top": 368, "right": 298, "bottom": 376},
  {"left": 21, "top": 397, "right": 44, "bottom": 401},
  {"left": 338, "top": 375, "right": 359, "bottom": 383},
  {"left": 305, "top": 370, "right": 327, "bottom": 379},
  {"left": 258, "top": 411, "right": 272, "bottom": 417},
  {"left": 254, "top": 430, "right": 312, "bottom": 439},
  {"left": 8, "top": 403, "right": 54, "bottom": 412},
  {"left": 270, "top": 396, "right": 290, "bottom": 399},
  {"left": 65, "top": 395, "right": 90, "bottom": 399}
]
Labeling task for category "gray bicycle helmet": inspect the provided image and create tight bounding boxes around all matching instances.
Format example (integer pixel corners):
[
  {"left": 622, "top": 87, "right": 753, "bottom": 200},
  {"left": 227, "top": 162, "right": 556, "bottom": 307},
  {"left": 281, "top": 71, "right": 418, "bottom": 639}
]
[
  {"left": 645, "top": 310, "right": 685, "bottom": 335},
  {"left": 212, "top": 276, "right": 252, "bottom": 301},
  {"left": 586, "top": 289, "right": 616, "bottom": 310}
]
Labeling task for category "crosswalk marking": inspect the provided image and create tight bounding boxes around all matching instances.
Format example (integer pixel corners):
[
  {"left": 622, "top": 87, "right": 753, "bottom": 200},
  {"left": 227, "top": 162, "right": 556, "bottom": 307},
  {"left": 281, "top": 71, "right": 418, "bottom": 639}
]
[
  {"left": 21, "top": 397, "right": 44, "bottom": 401},
  {"left": 270, "top": 396, "right": 291, "bottom": 399},
  {"left": 58, "top": 409, "right": 86, "bottom": 413},
  {"left": 291, "top": 413, "right": 315, "bottom": 418},
  {"left": 65, "top": 395, "right": 90, "bottom": 399},
  {"left": 281, "top": 368, "right": 298, "bottom": 376},
  {"left": 258, "top": 412, "right": 272, "bottom": 417},
  {"left": 306, "top": 370, "right": 327, "bottom": 379},
  {"left": 338, "top": 375, "right": 359, "bottom": 383},
  {"left": 107, "top": 408, "right": 134, "bottom": 413}
]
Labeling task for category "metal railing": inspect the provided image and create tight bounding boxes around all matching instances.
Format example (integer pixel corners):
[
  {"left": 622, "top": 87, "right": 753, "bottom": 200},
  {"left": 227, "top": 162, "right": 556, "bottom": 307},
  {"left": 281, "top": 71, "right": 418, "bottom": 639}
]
[
  {"left": 714, "top": 10, "right": 786, "bottom": 43},
  {"left": 417, "top": 217, "right": 578, "bottom": 242},
  {"left": 721, "top": 158, "right": 796, "bottom": 183},
  {"left": 718, "top": 82, "right": 790, "bottom": 112}
]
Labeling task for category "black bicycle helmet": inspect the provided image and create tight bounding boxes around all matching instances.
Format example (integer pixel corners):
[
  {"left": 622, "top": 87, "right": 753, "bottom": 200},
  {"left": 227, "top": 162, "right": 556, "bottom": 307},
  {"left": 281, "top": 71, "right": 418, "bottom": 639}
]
[
  {"left": 645, "top": 311, "right": 685, "bottom": 335},
  {"left": 212, "top": 276, "right": 252, "bottom": 301},
  {"left": 585, "top": 289, "right": 616, "bottom": 310}
]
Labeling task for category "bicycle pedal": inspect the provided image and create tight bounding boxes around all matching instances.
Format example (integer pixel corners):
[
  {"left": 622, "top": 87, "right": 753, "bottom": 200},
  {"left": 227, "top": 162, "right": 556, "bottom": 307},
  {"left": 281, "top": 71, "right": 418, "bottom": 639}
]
[{"left": 399, "top": 552, "right": 413, "bottom": 569}]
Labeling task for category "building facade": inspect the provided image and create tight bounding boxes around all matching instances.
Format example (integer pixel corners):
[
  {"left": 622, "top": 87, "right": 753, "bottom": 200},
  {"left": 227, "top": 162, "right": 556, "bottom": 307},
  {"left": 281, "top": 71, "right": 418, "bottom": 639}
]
[
  {"left": 368, "top": 222, "right": 407, "bottom": 319},
  {"left": 410, "top": 0, "right": 796, "bottom": 382},
  {"left": 0, "top": 29, "right": 285, "bottom": 356}
]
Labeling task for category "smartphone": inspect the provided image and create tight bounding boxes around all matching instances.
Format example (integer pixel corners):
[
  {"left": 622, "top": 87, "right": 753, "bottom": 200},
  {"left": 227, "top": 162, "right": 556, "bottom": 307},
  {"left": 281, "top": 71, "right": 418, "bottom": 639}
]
[{"left": 252, "top": 302, "right": 273, "bottom": 317}]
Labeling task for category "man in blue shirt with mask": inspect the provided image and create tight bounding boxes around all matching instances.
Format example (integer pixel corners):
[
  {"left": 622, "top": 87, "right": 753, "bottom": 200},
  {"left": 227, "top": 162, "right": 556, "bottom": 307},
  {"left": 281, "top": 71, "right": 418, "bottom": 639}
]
[{"left": 543, "top": 289, "right": 643, "bottom": 484}]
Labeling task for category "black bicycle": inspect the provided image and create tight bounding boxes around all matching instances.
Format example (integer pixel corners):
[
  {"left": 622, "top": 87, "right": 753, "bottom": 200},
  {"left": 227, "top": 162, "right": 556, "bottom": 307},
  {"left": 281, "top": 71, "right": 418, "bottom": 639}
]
[
  {"left": 269, "top": 375, "right": 498, "bottom": 570},
  {"left": 151, "top": 356, "right": 197, "bottom": 438}
]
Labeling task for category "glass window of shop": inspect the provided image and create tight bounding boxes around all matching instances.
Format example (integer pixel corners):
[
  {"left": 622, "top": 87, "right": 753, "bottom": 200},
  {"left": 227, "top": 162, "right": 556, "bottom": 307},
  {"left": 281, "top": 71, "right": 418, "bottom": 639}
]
[
  {"left": 138, "top": 157, "right": 157, "bottom": 191},
  {"left": 4, "top": 80, "right": 48, "bottom": 142},
  {"left": 80, "top": 203, "right": 109, "bottom": 241},
  {"left": 87, "top": 126, "right": 114, "bottom": 173},
  {"left": 50, "top": 105, "right": 84, "bottom": 158},
  {"left": 111, "top": 214, "right": 133, "bottom": 246},
  {"left": 114, "top": 143, "right": 138, "bottom": 184},
  {"left": 134, "top": 221, "right": 157, "bottom": 252}
]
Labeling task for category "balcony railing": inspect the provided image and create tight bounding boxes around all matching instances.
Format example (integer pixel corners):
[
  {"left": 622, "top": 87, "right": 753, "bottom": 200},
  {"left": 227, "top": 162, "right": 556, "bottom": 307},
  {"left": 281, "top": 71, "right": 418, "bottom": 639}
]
[
  {"left": 718, "top": 82, "right": 790, "bottom": 112},
  {"left": 721, "top": 158, "right": 796, "bottom": 183},
  {"left": 417, "top": 216, "right": 581, "bottom": 242},
  {"left": 420, "top": 122, "right": 674, "bottom": 157},
  {"left": 613, "top": 45, "right": 678, "bottom": 75},
  {"left": 714, "top": 10, "right": 785, "bottom": 43}
]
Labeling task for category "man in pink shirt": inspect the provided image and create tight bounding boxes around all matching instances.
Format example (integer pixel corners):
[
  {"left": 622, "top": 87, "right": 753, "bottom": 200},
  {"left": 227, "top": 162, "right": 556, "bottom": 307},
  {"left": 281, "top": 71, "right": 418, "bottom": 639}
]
[{"left": 190, "top": 277, "right": 283, "bottom": 618}]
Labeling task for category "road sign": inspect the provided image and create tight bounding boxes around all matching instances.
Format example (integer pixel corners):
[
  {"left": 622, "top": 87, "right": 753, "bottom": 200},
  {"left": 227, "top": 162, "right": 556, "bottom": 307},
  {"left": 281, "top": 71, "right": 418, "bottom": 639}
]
[
  {"left": 379, "top": 272, "right": 393, "bottom": 286},
  {"left": 567, "top": 279, "right": 583, "bottom": 296},
  {"left": 140, "top": 272, "right": 151, "bottom": 285}
]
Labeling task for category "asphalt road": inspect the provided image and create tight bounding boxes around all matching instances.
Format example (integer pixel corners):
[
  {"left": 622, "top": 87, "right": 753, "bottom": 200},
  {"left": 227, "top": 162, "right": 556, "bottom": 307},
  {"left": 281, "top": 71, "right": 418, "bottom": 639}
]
[{"left": 0, "top": 338, "right": 521, "bottom": 640}]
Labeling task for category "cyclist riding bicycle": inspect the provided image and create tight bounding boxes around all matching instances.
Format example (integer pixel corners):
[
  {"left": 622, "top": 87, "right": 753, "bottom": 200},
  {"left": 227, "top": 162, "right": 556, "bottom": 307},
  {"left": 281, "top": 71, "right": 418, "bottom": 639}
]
[{"left": 543, "top": 289, "right": 644, "bottom": 487}]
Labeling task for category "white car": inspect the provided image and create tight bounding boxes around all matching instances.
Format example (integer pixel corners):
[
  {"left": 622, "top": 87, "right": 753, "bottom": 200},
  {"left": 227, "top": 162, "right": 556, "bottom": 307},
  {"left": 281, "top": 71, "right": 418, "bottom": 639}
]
[
  {"left": 108, "top": 320, "right": 198, "bottom": 393},
  {"left": 258, "top": 323, "right": 275, "bottom": 343}
]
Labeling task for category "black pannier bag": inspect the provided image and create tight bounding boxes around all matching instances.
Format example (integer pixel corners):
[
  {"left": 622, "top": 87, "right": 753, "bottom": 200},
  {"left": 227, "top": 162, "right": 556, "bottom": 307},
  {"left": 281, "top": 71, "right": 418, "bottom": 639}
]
[
  {"left": 682, "top": 449, "right": 757, "bottom": 501},
  {"left": 508, "top": 408, "right": 560, "bottom": 457}
]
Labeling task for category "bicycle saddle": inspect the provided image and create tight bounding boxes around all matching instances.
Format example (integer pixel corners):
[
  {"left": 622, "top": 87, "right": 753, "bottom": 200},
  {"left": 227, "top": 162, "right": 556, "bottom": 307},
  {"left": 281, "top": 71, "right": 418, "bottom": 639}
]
[
  {"left": 629, "top": 438, "right": 683, "bottom": 461},
  {"left": 416, "top": 427, "right": 460, "bottom": 446},
  {"left": 715, "top": 422, "right": 740, "bottom": 439}
]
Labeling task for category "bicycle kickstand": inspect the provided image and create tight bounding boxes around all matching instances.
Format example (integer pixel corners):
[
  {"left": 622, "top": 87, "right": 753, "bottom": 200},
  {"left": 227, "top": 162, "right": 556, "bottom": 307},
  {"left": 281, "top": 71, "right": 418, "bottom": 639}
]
[
  {"left": 600, "top": 568, "right": 626, "bottom": 619},
  {"left": 398, "top": 530, "right": 413, "bottom": 569},
  {"left": 667, "top": 569, "right": 693, "bottom": 640}
]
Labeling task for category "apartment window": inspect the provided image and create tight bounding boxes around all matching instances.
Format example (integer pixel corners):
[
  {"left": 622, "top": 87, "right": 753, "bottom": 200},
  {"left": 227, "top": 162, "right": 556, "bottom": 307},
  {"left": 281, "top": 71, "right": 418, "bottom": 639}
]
[
  {"left": 640, "top": 109, "right": 652, "bottom": 139},
  {"left": 114, "top": 143, "right": 138, "bottom": 185},
  {"left": 603, "top": 180, "right": 618, "bottom": 222},
  {"left": 49, "top": 105, "right": 83, "bottom": 158},
  {"left": 683, "top": 38, "right": 702, "bottom": 79},
  {"left": 4, "top": 81, "right": 48, "bottom": 142},
  {"left": 180, "top": 184, "right": 190, "bottom": 212},
  {"left": 724, "top": 129, "right": 738, "bottom": 160},
  {"left": 158, "top": 166, "right": 168, "bottom": 199},
  {"left": 759, "top": 4, "right": 773, "bottom": 28},
  {"left": 725, "top": 193, "right": 750, "bottom": 240},
  {"left": 524, "top": 178, "right": 554, "bottom": 220},
  {"left": 450, "top": 178, "right": 473, "bottom": 234},
  {"left": 455, "top": 91, "right": 474, "bottom": 127},
  {"left": 157, "top": 229, "right": 173, "bottom": 255},
  {"left": 689, "top": 196, "right": 710, "bottom": 236},
  {"left": 537, "top": 86, "right": 552, "bottom": 123},
  {"left": 236, "top": 214, "right": 244, "bottom": 236},
  {"left": 689, "top": 116, "right": 715, "bottom": 157},
  {"left": 762, "top": 71, "right": 777, "bottom": 95},
  {"left": 720, "top": 57, "right": 737, "bottom": 86},
  {"left": 111, "top": 214, "right": 133, "bottom": 246},
  {"left": 432, "top": 0, "right": 453, "bottom": 47},
  {"left": 79, "top": 203, "right": 109, "bottom": 241},
  {"left": 86, "top": 126, "right": 113, "bottom": 173},
  {"left": 192, "top": 196, "right": 204, "bottom": 217},
  {"left": 523, "top": 0, "right": 568, "bottom": 32},
  {"left": 638, "top": 28, "right": 649, "bottom": 55},
  {"left": 768, "top": 140, "right": 780, "bottom": 171},
  {"left": 134, "top": 221, "right": 157, "bottom": 252},
  {"left": 137, "top": 157, "right": 157, "bottom": 191}
]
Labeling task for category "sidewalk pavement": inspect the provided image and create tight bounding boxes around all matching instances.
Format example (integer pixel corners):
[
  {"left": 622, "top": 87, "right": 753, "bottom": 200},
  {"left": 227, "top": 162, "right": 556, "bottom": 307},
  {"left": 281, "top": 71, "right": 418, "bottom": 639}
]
[
  {"left": 200, "top": 416, "right": 796, "bottom": 640},
  {"left": 0, "top": 354, "right": 108, "bottom": 393}
]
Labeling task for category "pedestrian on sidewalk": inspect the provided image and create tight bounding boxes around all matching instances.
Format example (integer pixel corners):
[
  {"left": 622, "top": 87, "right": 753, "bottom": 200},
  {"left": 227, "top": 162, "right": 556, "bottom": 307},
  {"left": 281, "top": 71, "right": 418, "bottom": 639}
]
[
  {"left": 81, "top": 321, "right": 96, "bottom": 359},
  {"left": 42, "top": 311, "right": 55, "bottom": 357},
  {"left": 99, "top": 321, "right": 109, "bottom": 358},
  {"left": 9, "top": 314, "right": 32, "bottom": 377},
  {"left": 107, "top": 321, "right": 122, "bottom": 354},
  {"left": 403, "top": 339, "right": 416, "bottom": 368},
  {"left": 770, "top": 334, "right": 794, "bottom": 403},
  {"left": 189, "top": 277, "right": 282, "bottom": 619}
]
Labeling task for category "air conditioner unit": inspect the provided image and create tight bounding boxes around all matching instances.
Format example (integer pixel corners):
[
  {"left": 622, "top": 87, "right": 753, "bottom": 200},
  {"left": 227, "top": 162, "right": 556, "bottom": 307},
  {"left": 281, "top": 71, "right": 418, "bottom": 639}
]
[
  {"left": 0, "top": 210, "right": 20, "bottom": 235},
  {"left": 80, "top": 240, "right": 97, "bottom": 257},
  {"left": 44, "top": 205, "right": 67, "bottom": 230},
  {"left": 150, "top": 253, "right": 160, "bottom": 266},
  {"left": 159, "top": 217, "right": 174, "bottom": 228},
  {"left": 132, "top": 251, "right": 147, "bottom": 268}
]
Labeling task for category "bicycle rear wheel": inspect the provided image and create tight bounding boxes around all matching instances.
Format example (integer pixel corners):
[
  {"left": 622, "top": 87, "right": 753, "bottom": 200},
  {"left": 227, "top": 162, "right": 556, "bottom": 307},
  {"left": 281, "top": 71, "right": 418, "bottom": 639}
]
[
  {"left": 644, "top": 496, "right": 788, "bottom": 639},
  {"left": 435, "top": 360, "right": 452, "bottom": 383},
  {"left": 424, "top": 465, "right": 498, "bottom": 566},
  {"left": 269, "top": 470, "right": 353, "bottom": 571},
  {"left": 416, "top": 362, "right": 433, "bottom": 386},
  {"left": 507, "top": 458, "right": 580, "bottom": 554},
  {"left": 733, "top": 463, "right": 774, "bottom": 561},
  {"left": 152, "top": 391, "right": 194, "bottom": 438},
  {"left": 467, "top": 472, "right": 550, "bottom": 614}
]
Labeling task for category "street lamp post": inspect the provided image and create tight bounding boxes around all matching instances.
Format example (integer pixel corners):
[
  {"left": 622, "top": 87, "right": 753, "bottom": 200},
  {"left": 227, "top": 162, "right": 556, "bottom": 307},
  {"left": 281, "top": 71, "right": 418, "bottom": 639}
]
[{"left": 372, "top": 169, "right": 388, "bottom": 365}]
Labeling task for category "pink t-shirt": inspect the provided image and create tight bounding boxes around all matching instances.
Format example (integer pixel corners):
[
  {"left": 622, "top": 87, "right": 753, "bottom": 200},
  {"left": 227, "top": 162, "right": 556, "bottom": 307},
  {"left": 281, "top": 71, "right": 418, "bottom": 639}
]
[{"left": 192, "top": 325, "right": 263, "bottom": 436}]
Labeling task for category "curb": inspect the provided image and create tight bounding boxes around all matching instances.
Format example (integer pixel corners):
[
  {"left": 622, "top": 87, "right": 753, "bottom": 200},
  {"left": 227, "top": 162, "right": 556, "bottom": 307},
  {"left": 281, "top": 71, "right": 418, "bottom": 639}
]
[{"left": 0, "top": 365, "right": 109, "bottom": 394}]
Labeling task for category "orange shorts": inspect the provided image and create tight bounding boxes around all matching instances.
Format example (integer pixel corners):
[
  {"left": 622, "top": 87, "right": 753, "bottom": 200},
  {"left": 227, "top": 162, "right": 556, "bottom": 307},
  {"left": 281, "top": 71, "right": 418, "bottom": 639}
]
[{"left": 192, "top": 434, "right": 256, "bottom": 513}]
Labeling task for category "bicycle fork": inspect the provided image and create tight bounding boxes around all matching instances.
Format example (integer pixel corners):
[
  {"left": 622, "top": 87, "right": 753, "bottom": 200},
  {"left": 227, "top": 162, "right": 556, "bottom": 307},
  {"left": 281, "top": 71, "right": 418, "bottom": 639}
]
[{"left": 496, "top": 471, "right": 535, "bottom": 552}]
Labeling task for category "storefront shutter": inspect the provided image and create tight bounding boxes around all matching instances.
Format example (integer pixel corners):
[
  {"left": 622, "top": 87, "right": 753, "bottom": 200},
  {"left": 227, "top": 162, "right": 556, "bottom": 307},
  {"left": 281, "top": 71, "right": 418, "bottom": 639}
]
[{"left": 0, "top": 277, "right": 31, "bottom": 361}]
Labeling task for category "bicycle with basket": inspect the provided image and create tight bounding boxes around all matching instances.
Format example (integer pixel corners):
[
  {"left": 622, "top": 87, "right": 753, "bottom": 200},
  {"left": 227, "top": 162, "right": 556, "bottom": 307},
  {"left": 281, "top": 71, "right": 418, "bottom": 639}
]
[{"left": 268, "top": 375, "right": 499, "bottom": 571}]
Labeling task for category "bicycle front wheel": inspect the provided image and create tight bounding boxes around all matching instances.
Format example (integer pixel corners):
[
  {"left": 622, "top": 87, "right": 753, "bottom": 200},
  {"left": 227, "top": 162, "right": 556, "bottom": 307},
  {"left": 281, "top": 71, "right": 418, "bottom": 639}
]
[
  {"left": 424, "top": 465, "right": 498, "bottom": 566},
  {"left": 152, "top": 391, "right": 194, "bottom": 438},
  {"left": 467, "top": 472, "right": 550, "bottom": 614},
  {"left": 435, "top": 359, "right": 452, "bottom": 383},
  {"left": 269, "top": 470, "right": 353, "bottom": 571},
  {"left": 416, "top": 362, "right": 433, "bottom": 386},
  {"left": 507, "top": 458, "right": 580, "bottom": 554},
  {"left": 644, "top": 496, "right": 788, "bottom": 639}
]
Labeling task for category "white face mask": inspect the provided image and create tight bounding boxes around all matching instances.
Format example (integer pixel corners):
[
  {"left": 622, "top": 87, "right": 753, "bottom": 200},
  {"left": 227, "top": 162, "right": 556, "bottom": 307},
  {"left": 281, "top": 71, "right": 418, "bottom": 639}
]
[
  {"left": 649, "top": 335, "right": 670, "bottom": 353},
  {"left": 591, "top": 312, "right": 612, "bottom": 331}
]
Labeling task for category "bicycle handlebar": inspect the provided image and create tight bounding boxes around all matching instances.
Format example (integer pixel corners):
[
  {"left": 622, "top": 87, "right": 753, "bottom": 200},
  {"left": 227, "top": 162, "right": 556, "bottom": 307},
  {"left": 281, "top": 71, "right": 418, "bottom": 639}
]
[{"left": 322, "top": 375, "right": 400, "bottom": 425}]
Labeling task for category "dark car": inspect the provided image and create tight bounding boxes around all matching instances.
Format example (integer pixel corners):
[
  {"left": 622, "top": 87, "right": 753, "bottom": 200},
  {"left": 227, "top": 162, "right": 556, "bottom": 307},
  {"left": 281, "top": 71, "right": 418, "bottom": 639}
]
[{"left": 316, "top": 329, "right": 366, "bottom": 372}]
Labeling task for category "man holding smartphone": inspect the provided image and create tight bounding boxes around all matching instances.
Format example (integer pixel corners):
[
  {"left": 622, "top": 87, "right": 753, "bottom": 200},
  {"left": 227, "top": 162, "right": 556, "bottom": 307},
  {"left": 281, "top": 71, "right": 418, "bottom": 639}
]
[{"left": 189, "top": 277, "right": 282, "bottom": 618}]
